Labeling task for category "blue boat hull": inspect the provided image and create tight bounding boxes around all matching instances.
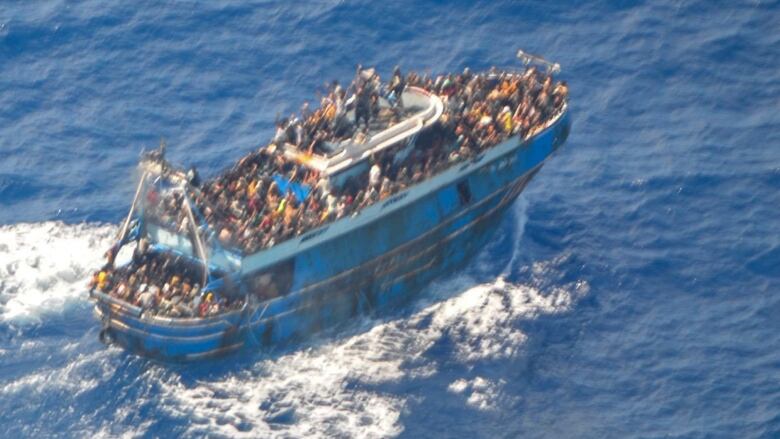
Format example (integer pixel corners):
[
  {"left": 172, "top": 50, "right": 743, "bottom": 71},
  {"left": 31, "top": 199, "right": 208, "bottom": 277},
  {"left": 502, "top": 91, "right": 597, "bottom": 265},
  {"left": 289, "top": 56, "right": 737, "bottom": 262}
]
[{"left": 93, "top": 109, "right": 571, "bottom": 361}]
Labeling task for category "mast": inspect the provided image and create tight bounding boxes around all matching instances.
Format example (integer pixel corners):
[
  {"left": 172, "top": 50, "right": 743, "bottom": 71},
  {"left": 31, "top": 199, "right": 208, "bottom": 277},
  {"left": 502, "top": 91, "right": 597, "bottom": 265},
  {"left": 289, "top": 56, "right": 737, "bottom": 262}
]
[
  {"left": 117, "top": 171, "right": 148, "bottom": 244},
  {"left": 181, "top": 190, "right": 210, "bottom": 286}
]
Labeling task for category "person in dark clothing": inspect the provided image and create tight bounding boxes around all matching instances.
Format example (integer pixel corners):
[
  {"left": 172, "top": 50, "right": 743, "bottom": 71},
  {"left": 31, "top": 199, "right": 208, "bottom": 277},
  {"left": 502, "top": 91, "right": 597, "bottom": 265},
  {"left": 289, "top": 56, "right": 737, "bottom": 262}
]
[
  {"left": 187, "top": 166, "right": 201, "bottom": 187},
  {"left": 355, "top": 86, "right": 371, "bottom": 129},
  {"left": 390, "top": 66, "right": 405, "bottom": 107}
]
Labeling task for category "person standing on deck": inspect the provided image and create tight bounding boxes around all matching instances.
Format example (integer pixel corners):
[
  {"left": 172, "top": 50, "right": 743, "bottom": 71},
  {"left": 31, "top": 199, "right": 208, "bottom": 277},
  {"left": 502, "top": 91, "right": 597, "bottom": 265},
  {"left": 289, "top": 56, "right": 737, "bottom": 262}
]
[
  {"left": 369, "top": 156, "right": 382, "bottom": 189},
  {"left": 390, "top": 66, "right": 405, "bottom": 108},
  {"left": 355, "top": 85, "right": 371, "bottom": 129}
]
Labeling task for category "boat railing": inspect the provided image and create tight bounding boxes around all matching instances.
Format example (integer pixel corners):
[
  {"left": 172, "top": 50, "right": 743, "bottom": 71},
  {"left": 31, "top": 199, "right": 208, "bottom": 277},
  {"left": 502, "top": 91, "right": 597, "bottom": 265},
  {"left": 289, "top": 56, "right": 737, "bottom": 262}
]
[
  {"left": 524, "top": 100, "right": 568, "bottom": 140},
  {"left": 90, "top": 289, "right": 143, "bottom": 317},
  {"left": 328, "top": 117, "right": 423, "bottom": 175},
  {"left": 516, "top": 49, "right": 561, "bottom": 74},
  {"left": 364, "top": 87, "right": 441, "bottom": 146},
  {"left": 325, "top": 87, "right": 443, "bottom": 175}
]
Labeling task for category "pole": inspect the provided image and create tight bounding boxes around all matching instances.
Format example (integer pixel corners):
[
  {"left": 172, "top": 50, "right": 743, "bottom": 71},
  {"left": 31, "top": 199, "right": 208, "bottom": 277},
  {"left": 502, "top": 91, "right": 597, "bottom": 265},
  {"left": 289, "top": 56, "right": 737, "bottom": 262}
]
[
  {"left": 117, "top": 171, "right": 148, "bottom": 242},
  {"left": 181, "top": 190, "right": 209, "bottom": 286}
]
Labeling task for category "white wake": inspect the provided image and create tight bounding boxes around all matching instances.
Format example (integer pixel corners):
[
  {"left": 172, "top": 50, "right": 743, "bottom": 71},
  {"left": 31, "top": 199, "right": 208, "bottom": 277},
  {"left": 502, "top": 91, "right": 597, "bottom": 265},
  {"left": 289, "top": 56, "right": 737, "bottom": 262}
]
[
  {"left": 0, "top": 221, "right": 116, "bottom": 325},
  {"left": 154, "top": 198, "right": 589, "bottom": 438},
  {"left": 0, "top": 199, "right": 588, "bottom": 438}
]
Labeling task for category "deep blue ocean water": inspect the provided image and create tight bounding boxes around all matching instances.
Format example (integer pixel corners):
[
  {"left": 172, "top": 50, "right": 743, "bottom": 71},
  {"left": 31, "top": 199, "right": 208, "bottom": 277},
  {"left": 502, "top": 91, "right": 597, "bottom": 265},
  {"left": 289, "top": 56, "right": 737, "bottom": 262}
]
[{"left": 1, "top": 1, "right": 779, "bottom": 437}]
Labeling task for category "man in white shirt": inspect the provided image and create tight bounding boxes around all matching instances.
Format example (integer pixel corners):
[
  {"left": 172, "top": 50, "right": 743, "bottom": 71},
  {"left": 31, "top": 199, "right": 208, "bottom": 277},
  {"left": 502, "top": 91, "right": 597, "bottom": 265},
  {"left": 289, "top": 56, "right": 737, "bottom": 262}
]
[{"left": 369, "top": 161, "right": 381, "bottom": 189}]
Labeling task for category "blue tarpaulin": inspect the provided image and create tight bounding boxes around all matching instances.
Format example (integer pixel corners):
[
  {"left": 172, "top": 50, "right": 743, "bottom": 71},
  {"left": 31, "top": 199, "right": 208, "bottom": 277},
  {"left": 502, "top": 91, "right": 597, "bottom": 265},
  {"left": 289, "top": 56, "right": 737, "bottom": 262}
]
[{"left": 272, "top": 174, "right": 311, "bottom": 202}]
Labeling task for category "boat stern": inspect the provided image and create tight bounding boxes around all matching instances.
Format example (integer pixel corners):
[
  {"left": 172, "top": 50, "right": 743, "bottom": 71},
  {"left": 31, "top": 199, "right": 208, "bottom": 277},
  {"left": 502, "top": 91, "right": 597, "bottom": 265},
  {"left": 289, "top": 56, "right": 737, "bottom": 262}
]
[{"left": 90, "top": 290, "right": 245, "bottom": 361}]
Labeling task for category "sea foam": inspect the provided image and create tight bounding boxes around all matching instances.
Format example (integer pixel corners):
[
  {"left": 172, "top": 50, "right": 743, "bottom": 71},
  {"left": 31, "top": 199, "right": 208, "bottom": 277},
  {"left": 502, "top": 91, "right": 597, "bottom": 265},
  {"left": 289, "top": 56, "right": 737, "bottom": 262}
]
[
  {"left": 151, "top": 198, "right": 588, "bottom": 437},
  {"left": 0, "top": 221, "right": 115, "bottom": 325},
  {"left": 0, "top": 200, "right": 587, "bottom": 438}
]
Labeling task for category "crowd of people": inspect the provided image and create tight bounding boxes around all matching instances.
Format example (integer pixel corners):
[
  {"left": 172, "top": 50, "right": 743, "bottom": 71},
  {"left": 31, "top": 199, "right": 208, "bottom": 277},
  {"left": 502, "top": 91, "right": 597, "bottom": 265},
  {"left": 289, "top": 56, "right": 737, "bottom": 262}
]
[
  {"left": 149, "top": 65, "right": 568, "bottom": 254},
  {"left": 270, "top": 65, "right": 409, "bottom": 156},
  {"left": 89, "top": 242, "right": 244, "bottom": 318},
  {"left": 92, "top": 64, "right": 568, "bottom": 318}
]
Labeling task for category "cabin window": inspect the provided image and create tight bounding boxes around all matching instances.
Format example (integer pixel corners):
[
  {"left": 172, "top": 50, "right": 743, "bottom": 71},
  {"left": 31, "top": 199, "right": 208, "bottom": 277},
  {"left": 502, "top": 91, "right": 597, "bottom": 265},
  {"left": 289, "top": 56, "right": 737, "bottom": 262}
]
[
  {"left": 247, "top": 258, "right": 295, "bottom": 301},
  {"left": 457, "top": 180, "right": 472, "bottom": 205}
]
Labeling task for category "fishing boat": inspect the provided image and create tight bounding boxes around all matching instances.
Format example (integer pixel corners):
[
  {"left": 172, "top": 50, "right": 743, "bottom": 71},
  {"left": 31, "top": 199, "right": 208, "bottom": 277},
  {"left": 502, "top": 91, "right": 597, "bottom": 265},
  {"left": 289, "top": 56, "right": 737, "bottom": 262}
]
[{"left": 89, "top": 50, "right": 571, "bottom": 361}]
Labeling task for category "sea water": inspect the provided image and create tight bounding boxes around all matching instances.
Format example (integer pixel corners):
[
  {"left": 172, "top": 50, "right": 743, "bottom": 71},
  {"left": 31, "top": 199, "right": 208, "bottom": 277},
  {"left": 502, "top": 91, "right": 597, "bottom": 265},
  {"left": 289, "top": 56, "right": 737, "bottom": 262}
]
[{"left": 0, "top": 1, "right": 778, "bottom": 437}]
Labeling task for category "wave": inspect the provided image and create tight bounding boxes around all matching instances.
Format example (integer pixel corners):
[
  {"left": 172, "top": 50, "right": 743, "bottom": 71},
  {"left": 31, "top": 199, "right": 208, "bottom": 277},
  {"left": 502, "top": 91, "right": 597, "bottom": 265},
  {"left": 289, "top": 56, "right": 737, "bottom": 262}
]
[
  {"left": 0, "top": 221, "right": 116, "bottom": 325},
  {"left": 0, "top": 198, "right": 588, "bottom": 437},
  {"left": 152, "top": 198, "right": 588, "bottom": 438},
  {"left": 152, "top": 266, "right": 587, "bottom": 438}
]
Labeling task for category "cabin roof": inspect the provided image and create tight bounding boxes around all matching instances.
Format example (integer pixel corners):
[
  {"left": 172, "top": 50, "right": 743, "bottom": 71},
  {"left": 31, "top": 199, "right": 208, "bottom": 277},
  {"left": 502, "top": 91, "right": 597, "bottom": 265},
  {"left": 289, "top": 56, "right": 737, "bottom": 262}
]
[{"left": 282, "top": 87, "right": 443, "bottom": 177}]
